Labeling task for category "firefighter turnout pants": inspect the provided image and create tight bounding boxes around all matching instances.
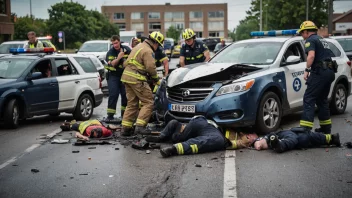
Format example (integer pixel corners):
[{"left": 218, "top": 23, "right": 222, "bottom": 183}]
[
  {"left": 122, "top": 82, "right": 154, "bottom": 129},
  {"left": 161, "top": 117, "right": 226, "bottom": 155},
  {"left": 271, "top": 130, "right": 331, "bottom": 153},
  {"left": 300, "top": 67, "right": 335, "bottom": 133},
  {"left": 107, "top": 74, "right": 127, "bottom": 118}
]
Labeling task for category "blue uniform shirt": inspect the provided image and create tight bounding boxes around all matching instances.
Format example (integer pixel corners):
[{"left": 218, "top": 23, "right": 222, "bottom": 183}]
[
  {"left": 180, "top": 40, "right": 209, "bottom": 65},
  {"left": 105, "top": 44, "right": 131, "bottom": 75},
  {"left": 155, "top": 46, "right": 168, "bottom": 67},
  {"left": 304, "top": 34, "right": 334, "bottom": 67}
]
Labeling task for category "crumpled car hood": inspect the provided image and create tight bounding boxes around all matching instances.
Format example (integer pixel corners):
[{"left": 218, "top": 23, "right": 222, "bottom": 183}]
[{"left": 167, "top": 62, "right": 262, "bottom": 87}]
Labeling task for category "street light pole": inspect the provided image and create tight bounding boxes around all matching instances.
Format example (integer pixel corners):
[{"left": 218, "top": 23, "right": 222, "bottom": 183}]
[
  {"left": 30, "top": 0, "right": 33, "bottom": 23},
  {"left": 328, "top": 0, "right": 333, "bottom": 35},
  {"left": 306, "top": 0, "right": 309, "bottom": 20},
  {"left": 260, "top": 0, "right": 263, "bottom": 31}
]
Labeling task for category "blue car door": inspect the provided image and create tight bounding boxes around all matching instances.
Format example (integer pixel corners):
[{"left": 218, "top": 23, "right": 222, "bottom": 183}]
[{"left": 23, "top": 59, "right": 59, "bottom": 113}]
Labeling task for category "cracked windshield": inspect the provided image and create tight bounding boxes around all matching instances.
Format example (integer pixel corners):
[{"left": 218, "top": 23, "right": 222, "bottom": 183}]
[{"left": 1, "top": 0, "right": 352, "bottom": 197}]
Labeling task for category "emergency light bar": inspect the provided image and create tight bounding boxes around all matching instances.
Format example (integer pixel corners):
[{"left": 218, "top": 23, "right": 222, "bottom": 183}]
[
  {"left": 250, "top": 29, "right": 298, "bottom": 37},
  {"left": 9, "top": 47, "right": 55, "bottom": 54}
]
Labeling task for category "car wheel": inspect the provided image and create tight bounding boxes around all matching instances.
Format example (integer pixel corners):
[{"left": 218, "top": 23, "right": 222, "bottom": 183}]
[
  {"left": 330, "top": 83, "right": 347, "bottom": 114},
  {"left": 4, "top": 99, "right": 20, "bottom": 129},
  {"left": 49, "top": 113, "right": 61, "bottom": 117},
  {"left": 256, "top": 92, "right": 282, "bottom": 134},
  {"left": 73, "top": 94, "right": 94, "bottom": 121}
]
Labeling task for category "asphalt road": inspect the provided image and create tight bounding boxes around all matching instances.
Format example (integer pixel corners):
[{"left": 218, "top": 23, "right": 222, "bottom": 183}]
[{"left": 1, "top": 65, "right": 352, "bottom": 197}]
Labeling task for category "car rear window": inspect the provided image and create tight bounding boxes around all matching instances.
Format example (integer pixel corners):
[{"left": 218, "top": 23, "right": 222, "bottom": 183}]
[
  {"left": 327, "top": 42, "right": 341, "bottom": 57},
  {"left": 73, "top": 57, "right": 98, "bottom": 73},
  {"left": 336, "top": 38, "right": 352, "bottom": 53}
]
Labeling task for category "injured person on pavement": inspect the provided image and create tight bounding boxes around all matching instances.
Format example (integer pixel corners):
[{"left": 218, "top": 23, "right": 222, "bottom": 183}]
[
  {"left": 253, "top": 127, "right": 341, "bottom": 153},
  {"left": 145, "top": 116, "right": 258, "bottom": 158},
  {"left": 60, "top": 120, "right": 114, "bottom": 141}
]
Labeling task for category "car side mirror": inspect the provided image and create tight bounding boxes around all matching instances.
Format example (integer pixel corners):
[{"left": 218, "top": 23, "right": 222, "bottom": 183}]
[
  {"left": 27, "top": 72, "right": 42, "bottom": 80},
  {"left": 100, "top": 59, "right": 107, "bottom": 65},
  {"left": 75, "top": 49, "right": 78, "bottom": 53},
  {"left": 286, "top": 55, "right": 300, "bottom": 65}
]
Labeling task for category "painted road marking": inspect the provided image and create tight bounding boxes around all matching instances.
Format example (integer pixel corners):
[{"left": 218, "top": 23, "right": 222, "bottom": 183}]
[{"left": 223, "top": 150, "right": 237, "bottom": 198}]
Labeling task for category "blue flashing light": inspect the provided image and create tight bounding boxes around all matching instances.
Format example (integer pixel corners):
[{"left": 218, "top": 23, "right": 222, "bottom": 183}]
[
  {"left": 250, "top": 29, "right": 299, "bottom": 37},
  {"left": 9, "top": 47, "right": 55, "bottom": 54}
]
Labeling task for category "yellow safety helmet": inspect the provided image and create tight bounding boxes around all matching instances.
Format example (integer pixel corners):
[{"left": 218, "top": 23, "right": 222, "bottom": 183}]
[
  {"left": 149, "top": 31, "right": 164, "bottom": 47},
  {"left": 182, "top": 28, "right": 196, "bottom": 40},
  {"left": 297, "top": 21, "right": 318, "bottom": 34}
]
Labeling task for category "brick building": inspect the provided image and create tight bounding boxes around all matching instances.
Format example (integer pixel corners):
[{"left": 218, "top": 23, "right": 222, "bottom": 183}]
[
  {"left": 0, "top": 0, "right": 14, "bottom": 43},
  {"left": 333, "top": 9, "right": 352, "bottom": 35},
  {"left": 101, "top": 3, "right": 228, "bottom": 38}
]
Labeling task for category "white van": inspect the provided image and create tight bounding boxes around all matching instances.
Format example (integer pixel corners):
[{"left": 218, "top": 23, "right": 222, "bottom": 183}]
[{"left": 120, "top": 31, "right": 137, "bottom": 48}]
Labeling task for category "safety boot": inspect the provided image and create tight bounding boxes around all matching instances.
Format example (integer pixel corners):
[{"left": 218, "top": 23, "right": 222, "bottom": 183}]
[
  {"left": 314, "top": 127, "right": 331, "bottom": 134},
  {"left": 330, "top": 133, "right": 341, "bottom": 147},
  {"left": 134, "top": 126, "right": 150, "bottom": 135},
  {"left": 269, "top": 133, "right": 283, "bottom": 153},
  {"left": 145, "top": 135, "right": 164, "bottom": 143},
  {"left": 105, "top": 115, "right": 115, "bottom": 121},
  {"left": 160, "top": 146, "right": 177, "bottom": 158},
  {"left": 121, "top": 127, "right": 133, "bottom": 136},
  {"left": 121, "top": 110, "right": 125, "bottom": 119}
]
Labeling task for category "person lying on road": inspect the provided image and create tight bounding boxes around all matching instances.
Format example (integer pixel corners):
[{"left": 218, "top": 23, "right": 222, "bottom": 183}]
[
  {"left": 253, "top": 127, "right": 341, "bottom": 153},
  {"left": 60, "top": 120, "right": 113, "bottom": 141},
  {"left": 145, "top": 116, "right": 258, "bottom": 158}
]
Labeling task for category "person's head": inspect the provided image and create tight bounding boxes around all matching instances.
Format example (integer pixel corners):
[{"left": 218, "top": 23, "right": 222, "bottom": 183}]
[
  {"left": 182, "top": 28, "right": 196, "bottom": 46},
  {"left": 253, "top": 137, "right": 269, "bottom": 151},
  {"left": 62, "top": 64, "right": 68, "bottom": 70},
  {"left": 132, "top": 37, "right": 141, "bottom": 48},
  {"left": 27, "top": 31, "right": 37, "bottom": 43},
  {"left": 148, "top": 31, "right": 165, "bottom": 51},
  {"left": 90, "top": 128, "right": 103, "bottom": 138},
  {"left": 221, "top": 39, "right": 225, "bottom": 45},
  {"left": 297, "top": 21, "right": 318, "bottom": 40},
  {"left": 110, "top": 35, "right": 121, "bottom": 50}
]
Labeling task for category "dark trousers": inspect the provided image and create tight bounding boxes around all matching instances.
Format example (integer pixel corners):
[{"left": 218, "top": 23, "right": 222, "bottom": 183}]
[
  {"left": 272, "top": 130, "right": 327, "bottom": 152},
  {"left": 107, "top": 74, "right": 127, "bottom": 117},
  {"left": 161, "top": 117, "right": 226, "bottom": 155},
  {"left": 300, "top": 67, "right": 335, "bottom": 133}
]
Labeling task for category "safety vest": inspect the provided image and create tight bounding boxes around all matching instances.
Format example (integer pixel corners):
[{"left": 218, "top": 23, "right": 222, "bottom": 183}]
[
  {"left": 28, "top": 41, "right": 38, "bottom": 48},
  {"left": 78, "top": 119, "right": 102, "bottom": 134}
]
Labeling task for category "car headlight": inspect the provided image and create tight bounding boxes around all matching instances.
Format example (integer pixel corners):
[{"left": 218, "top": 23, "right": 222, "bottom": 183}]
[{"left": 215, "top": 79, "right": 255, "bottom": 96}]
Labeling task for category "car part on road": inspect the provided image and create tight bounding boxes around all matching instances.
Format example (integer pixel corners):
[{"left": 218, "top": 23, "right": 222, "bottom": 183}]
[
  {"left": 31, "top": 169, "right": 40, "bottom": 173},
  {"left": 4, "top": 99, "right": 19, "bottom": 129},
  {"left": 51, "top": 139, "right": 69, "bottom": 144},
  {"left": 73, "top": 94, "right": 94, "bottom": 120},
  {"left": 330, "top": 83, "right": 348, "bottom": 114},
  {"left": 74, "top": 140, "right": 112, "bottom": 146},
  {"left": 256, "top": 92, "right": 282, "bottom": 134}
]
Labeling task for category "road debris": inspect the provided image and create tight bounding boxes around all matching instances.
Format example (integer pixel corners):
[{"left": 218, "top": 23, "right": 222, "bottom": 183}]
[
  {"left": 344, "top": 142, "right": 352, "bottom": 149},
  {"left": 63, "top": 185, "right": 67, "bottom": 187},
  {"left": 74, "top": 140, "right": 112, "bottom": 146},
  {"left": 146, "top": 150, "right": 151, "bottom": 154},
  {"left": 109, "top": 175, "right": 114, "bottom": 178},
  {"left": 31, "top": 169, "right": 40, "bottom": 173},
  {"left": 79, "top": 173, "right": 89, "bottom": 175},
  {"left": 326, "top": 149, "right": 329, "bottom": 152},
  {"left": 210, "top": 157, "right": 218, "bottom": 160},
  {"left": 72, "top": 151, "right": 80, "bottom": 153},
  {"left": 70, "top": 177, "right": 74, "bottom": 179},
  {"left": 51, "top": 139, "right": 69, "bottom": 144},
  {"left": 88, "top": 157, "right": 92, "bottom": 160},
  {"left": 88, "top": 147, "right": 96, "bottom": 149},
  {"left": 346, "top": 153, "right": 352, "bottom": 157},
  {"left": 115, "top": 148, "right": 120, "bottom": 150},
  {"left": 195, "top": 164, "right": 202, "bottom": 167},
  {"left": 12, "top": 164, "right": 18, "bottom": 167}
]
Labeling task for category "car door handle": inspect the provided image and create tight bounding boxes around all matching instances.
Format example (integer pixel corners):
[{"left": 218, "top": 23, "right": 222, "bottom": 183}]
[
  {"left": 75, "top": 81, "right": 80, "bottom": 84},
  {"left": 50, "top": 82, "right": 57, "bottom": 86}
]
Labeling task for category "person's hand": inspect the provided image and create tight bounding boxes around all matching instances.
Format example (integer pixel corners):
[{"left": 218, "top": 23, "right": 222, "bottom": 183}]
[
  {"left": 82, "top": 136, "right": 89, "bottom": 141},
  {"left": 117, "top": 48, "right": 125, "bottom": 59},
  {"left": 304, "top": 71, "right": 309, "bottom": 81}
]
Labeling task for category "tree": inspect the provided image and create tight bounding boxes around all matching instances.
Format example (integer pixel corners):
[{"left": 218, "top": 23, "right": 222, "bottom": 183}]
[
  {"left": 166, "top": 26, "right": 182, "bottom": 42},
  {"left": 13, "top": 15, "right": 48, "bottom": 40},
  {"left": 235, "top": 19, "right": 259, "bottom": 41}
]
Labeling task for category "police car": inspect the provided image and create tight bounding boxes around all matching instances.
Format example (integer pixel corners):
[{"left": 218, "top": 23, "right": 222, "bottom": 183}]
[
  {"left": 157, "top": 30, "right": 352, "bottom": 134},
  {"left": 0, "top": 48, "right": 104, "bottom": 129}
]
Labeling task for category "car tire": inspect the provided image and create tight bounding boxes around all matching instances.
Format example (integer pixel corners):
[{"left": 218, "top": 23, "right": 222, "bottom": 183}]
[
  {"left": 73, "top": 94, "right": 94, "bottom": 121},
  {"left": 4, "top": 99, "right": 20, "bottom": 129},
  {"left": 255, "top": 92, "right": 282, "bottom": 134},
  {"left": 49, "top": 113, "right": 61, "bottom": 117},
  {"left": 330, "top": 83, "right": 347, "bottom": 115}
]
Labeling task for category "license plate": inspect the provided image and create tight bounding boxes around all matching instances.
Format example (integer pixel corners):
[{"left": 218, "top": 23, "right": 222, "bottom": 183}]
[{"left": 169, "top": 104, "right": 195, "bottom": 113}]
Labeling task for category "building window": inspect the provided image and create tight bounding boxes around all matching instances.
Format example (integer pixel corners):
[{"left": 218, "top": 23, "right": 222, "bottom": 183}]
[
  {"left": 209, "top": 31, "right": 224, "bottom": 37},
  {"left": 195, "top": 32, "right": 203, "bottom": 38},
  {"left": 149, "top": 22, "right": 161, "bottom": 30},
  {"left": 190, "top": 11, "right": 203, "bottom": 19},
  {"left": 190, "top": 22, "right": 203, "bottom": 30},
  {"left": 208, "top": 21, "right": 224, "bottom": 30},
  {"left": 114, "top": 13, "right": 125, "bottom": 20},
  {"left": 137, "top": 32, "right": 144, "bottom": 37},
  {"left": 115, "top": 23, "right": 126, "bottom": 31},
  {"left": 148, "top": 12, "right": 160, "bottom": 19},
  {"left": 165, "top": 22, "right": 184, "bottom": 30},
  {"left": 0, "top": 0, "right": 6, "bottom": 14},
  {"left": 131, "top": 12, "right": 144, "bottom": 19},
  {"left": 165, "top": 12, "right": 184, "bottom": 19},
  {"left": 208, "top": 11, "right": 224, "bottom": 18},
  {"left": 131, "top": 23, "right": 144, "bottom": 30}
]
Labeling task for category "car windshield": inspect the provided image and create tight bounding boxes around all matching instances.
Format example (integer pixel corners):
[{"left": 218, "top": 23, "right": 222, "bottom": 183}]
[
  {"left": 79, "top": 43, "right": 108, "bottom": 52},
  {"left": 0, "top": 43, "right": 25, "bottom": 54},
  {"left": 336, "top": 38, "right": 352, "bottom": 52},
  {"left": 120, "top": 36, "right": 134, "bottom": 45},
  {"left": 0, "top": 58, "right": 34, "bottom": 78},
  {"left": 210, "top": 41, "right": 283, "bottom": 65}
]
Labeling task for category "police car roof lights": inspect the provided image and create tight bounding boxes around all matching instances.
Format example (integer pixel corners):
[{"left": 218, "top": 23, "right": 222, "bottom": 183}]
[
  {"left": 9, "top": 47, "right": 55, "bottom": 54},
  {"left": 250, "top": 29, "right": 299, "bottom": 37}
]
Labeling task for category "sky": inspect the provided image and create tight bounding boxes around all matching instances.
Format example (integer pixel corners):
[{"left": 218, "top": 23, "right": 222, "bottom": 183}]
[{"left": 11, "top": 0, "right": 352, "bottom": 30}]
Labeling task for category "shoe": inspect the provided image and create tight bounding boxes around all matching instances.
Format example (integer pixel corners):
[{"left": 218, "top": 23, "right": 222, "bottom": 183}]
[
  {"left": 134, "top": 126, "right": 150, "bottom": 135},
  {"left": 60, "top": 124, "right": 70, "bottom": 131},
  {"left": 331, "top": 133, "right": 341, "bottom": 147},
  {"left": 131, "top": 140, "right": 149, "bottom": 150},
  {"left": 121, "top": 127, "right": 133, "bottom": 136},
  {"left": 269, "top": 133, "right": 283, "bottom": 153},
  {"left": 145, "top": 136, "right": 163, "bottom": 143},
  {"left": 160, "top": 146, "right": 177, "bottom": 158}
]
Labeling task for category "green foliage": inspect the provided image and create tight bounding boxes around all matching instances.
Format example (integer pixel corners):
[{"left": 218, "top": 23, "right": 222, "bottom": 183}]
[
  {"left": 13, "top": 15, "right": 49, "bottom": 40},
  {"left": 228, "top": 28, "right": 236, "bottom": 42},
  {"left": 236, "top": 20, "right": 259, "bottom": 41},
  {"left": 166, "top": 26, "right": 182, "bottom": 42}
]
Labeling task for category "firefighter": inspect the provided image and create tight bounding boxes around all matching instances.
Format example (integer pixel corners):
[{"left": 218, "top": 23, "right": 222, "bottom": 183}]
[
  {"left": 120, "top": 31, "right": 164, "bottom": 136},
  {"left": 253, "top": 128, "right": 340, "bottom": 153},
  {"left": 145, "top": 116, "right": 258, "bottom": 158},
  {"left": 24, "top": 31, "right": 44, "bottom": 48},
  {"left": 297, "top": 21, "right": 336, "bottom": 134},
  {"left": 105, "top": 35, "right": 131, "bottom": 121},
  {"left": 179, "top": 28, "right": 210, "bottom": 67}
]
